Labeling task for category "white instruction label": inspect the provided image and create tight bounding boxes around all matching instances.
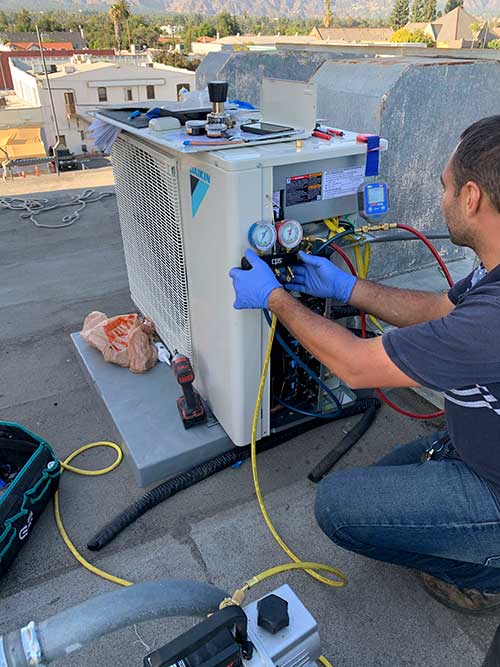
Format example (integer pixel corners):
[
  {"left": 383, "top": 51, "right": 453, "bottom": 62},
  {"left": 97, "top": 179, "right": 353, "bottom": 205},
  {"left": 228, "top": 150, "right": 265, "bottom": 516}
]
[{"left": 322, "top": 166, "right": 365, "bottom": 200}]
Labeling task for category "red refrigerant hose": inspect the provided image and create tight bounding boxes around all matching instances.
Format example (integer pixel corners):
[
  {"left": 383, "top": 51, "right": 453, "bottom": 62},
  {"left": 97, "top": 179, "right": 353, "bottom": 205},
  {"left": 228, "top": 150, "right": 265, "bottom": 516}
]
[{"left": 328, "top": 222, "right": 453, "bottom": 420}]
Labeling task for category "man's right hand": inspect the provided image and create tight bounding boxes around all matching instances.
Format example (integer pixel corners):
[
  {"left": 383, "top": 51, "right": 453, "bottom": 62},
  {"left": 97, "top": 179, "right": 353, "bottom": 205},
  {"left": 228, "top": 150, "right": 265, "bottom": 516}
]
[{"left": 286, "top": 250, "right": 357, "bottom": 303}]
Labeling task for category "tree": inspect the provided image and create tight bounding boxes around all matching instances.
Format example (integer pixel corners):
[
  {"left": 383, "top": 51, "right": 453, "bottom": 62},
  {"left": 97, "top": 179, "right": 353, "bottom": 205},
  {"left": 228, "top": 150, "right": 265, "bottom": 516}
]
[
  {"left": 323, "top": 0, "right": 333, "bottom": 28},
  {"left": 216, "top": 12, "right": 240, "bottom": 37},
  {"left": 487, "top": 39, "right": 500, "bottom": 49},
  {"left": 0, "top": 11, "right": 10, "bottom": 32},
  {"left": 14, "top": 9, "right": 33, "bottom": 32},
  {"left": 108, "top": 0, "right": 131, "bottom": 51},
  {"left": 444, "top": 0, "right": 463, "bottom": 14},
  {"left": 154, "top": 49, "right": 201, "bottom": 71},
  {"left": 390, "top": 0, "right": 409, "bottom": 30},
  {"left": 410, "top": 0, "right": 426, "bottom": 22},
  {"left": 390, "top": 26, "right": 434, "bottom": 44},
  {"left": 422, "top": 0, "right": 437, "bottom": 21}
]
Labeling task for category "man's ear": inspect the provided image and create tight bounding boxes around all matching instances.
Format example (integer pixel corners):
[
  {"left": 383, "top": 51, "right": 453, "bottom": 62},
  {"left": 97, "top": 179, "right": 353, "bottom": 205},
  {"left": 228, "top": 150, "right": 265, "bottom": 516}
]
[{"left": 464, "top": 180, "right": 482, "bottom": 216}]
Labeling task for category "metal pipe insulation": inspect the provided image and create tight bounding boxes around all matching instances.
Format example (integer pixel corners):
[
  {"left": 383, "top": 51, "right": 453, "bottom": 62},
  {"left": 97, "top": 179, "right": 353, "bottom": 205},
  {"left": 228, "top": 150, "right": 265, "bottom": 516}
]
[{"left": 0, "top": 580, "right": 228, "bottom": 667}]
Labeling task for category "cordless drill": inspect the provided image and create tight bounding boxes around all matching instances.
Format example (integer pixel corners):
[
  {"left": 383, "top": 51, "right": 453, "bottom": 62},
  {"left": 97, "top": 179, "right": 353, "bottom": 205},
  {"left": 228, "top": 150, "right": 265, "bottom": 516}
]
[{"left": 171, "top": 353, "right": 206, "bottom": 429}]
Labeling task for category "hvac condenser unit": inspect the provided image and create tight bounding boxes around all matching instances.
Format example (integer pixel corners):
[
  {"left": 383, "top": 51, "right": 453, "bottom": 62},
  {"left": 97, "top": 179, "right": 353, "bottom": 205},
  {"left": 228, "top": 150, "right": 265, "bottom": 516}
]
[{"left": 110, "top": 130, "right": 385, "bottom": 446}]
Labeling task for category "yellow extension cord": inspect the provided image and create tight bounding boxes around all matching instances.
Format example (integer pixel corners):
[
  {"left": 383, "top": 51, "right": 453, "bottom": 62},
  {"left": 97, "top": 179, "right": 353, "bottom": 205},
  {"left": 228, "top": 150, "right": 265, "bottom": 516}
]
[{"left": 53, "top": 316, "right": 345, "bottom": 666}]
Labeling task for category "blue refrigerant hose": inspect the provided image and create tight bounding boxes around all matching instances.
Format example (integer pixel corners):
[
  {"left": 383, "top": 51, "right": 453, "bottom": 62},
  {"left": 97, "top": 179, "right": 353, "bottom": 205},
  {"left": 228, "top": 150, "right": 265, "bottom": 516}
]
[{"left": 262, "top": 309, "right": 343, "bottom": 415}]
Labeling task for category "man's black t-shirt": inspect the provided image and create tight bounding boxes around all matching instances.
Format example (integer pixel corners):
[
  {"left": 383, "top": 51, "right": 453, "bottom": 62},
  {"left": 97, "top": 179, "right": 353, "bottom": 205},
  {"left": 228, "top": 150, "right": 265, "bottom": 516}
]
[{"left": 382, "top": 264, "right": 500, "bottom": 493}]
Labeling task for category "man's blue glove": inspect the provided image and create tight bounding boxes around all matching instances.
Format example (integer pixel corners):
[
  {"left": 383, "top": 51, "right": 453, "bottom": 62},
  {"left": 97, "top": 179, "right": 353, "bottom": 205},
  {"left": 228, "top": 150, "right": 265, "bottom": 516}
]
[
  {"left": 229, "top": 249, "right": 282, "bottom": 310},
  {"left": 286, "top": 250, "right": 357, "bottom": 303}
]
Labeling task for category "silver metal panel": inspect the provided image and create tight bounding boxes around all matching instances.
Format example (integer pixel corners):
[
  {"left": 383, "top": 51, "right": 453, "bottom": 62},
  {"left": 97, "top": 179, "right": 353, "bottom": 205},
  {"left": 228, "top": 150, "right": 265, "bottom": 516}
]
[
  {"left": 111, "top": 134, "right": 192, "bottom": 357},
  {"left": 244, "top": 584, "right": 321, "bottom": 667}
]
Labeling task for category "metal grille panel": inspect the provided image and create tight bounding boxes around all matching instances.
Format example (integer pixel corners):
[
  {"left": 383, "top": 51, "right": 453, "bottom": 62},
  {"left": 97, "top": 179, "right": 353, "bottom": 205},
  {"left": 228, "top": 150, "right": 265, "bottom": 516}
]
[{"left": 112, "top": 134, "right": 191, "bottom": 357}]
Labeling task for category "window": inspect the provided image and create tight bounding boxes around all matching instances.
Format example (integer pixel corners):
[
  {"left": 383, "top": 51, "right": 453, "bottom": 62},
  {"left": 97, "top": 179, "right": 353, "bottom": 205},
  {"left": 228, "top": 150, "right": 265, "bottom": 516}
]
[
  {"left": 57, "top": 135, "right": 66, "bottom": 146},
  {"left": 126, "top": 89, "right": 133, "bottom": 101},
  {"left": 146, "top": 85, "right": 155, "bottom": 100},
  {"left": 64, "top": 92, "right": 76, "bottom": 117},
  {"left": 176, "top": 83, "right": 190, "bottom": 100},
  {"left": 97, "top": 87, "right": 107, "bottom": 102},
  {"left": 79, "top": 130, "right": 85, "bottom": 140}
]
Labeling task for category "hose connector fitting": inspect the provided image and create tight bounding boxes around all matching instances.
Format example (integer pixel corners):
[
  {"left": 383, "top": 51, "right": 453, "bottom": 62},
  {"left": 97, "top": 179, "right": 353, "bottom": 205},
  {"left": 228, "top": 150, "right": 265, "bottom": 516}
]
[{"left": 356, "top": 222, "right": 397, "bottom": 233}]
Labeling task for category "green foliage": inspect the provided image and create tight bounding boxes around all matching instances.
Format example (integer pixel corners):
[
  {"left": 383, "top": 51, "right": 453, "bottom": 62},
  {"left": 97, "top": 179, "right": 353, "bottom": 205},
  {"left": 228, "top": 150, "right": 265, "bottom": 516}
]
[
  {"left": 410, "top": 0, "right": 425, "bottom": 22},
  {"left": 215, "top": 12, "right": 241, "bottom": 37},
  {"left": 0, "top": 11, "right": 10, "bottom": 32},
  {"left": 487, "top": 38, "right": 500, "bottom": 49},
  {"left": 13, "top": 9, "right": 33, "bottom": 32},
  {"left": 390, "top": 26, "right": 434, "bottom": 44},
  {"left": 411, "top": 28, "right": 434, "bottom": 44},
  {"left": 443, "top": 0, "right": 463, "bottom": 13},
  {"left": 390, "top": 0, "right": 409, "bottom": 31},
  {"left": 324, "top": 0, "right": 333, "bottom": 28},
  {"left": 422, "top": 0, "right": 437, "bottom": 21},
  {"left": 153, "top": 49, "right": 201, "bottom": 71}
]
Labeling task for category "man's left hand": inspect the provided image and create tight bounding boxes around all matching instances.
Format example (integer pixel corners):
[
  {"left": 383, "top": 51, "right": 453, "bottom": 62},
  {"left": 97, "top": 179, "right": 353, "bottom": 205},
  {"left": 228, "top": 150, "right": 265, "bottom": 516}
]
[{"left": 229, "top": 249, "right": 283, "bottom": 309}]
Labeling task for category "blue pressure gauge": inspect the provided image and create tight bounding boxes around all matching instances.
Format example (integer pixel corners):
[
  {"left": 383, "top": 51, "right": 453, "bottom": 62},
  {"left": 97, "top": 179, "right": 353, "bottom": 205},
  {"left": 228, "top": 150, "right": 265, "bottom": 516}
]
[
  {"left": 248, "top": 222, "right": 277, "bottom": 252},
  {"left": 358, "top": 181, "right": 389, "bottom": 220}
]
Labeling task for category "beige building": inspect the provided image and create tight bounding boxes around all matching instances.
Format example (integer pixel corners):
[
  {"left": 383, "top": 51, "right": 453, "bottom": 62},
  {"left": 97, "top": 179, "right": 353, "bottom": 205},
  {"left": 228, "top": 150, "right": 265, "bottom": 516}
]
[
  {"left": 406, "top": 7, "right": 499, "bottom": 48},
  {"left": 9, "top": 58, "right": 196, "bottom": 154},
  {"left": 309, "top": 26, "right": 393, "bottom": 42}
]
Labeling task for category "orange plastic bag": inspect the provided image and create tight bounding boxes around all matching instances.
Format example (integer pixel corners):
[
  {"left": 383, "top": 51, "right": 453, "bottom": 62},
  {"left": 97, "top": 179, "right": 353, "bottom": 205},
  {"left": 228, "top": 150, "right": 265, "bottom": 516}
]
[{"left": 81, "top": 311, "right": 158, "bottom": 373}]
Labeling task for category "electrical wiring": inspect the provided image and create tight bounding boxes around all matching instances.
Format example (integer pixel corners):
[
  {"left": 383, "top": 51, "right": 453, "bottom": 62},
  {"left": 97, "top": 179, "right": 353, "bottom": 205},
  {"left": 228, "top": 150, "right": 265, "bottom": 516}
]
[
  {"left": 0, "top": 189, "right": 115, "bottom": 229},
  {"left": 263, "top": 309, "right": 343, "bottom": 413}
]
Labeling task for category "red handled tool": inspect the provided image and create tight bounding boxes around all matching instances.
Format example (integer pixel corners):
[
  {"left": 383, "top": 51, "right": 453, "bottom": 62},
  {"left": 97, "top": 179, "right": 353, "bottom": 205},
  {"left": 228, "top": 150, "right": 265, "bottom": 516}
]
[
  {"left": 171, "top": 353, "right": 206, "bottom": 428},
  {"left": 312, "top": 130, "right": 331, "bottom": 141}
]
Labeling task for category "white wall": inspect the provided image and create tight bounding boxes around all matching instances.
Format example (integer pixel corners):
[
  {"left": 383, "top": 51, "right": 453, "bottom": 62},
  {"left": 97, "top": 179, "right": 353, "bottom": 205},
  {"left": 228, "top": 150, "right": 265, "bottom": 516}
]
[
  {"left": 9, "top": 61, "right": 41, "bottom": 107},
  {"left": 38, "top": 62, "right": 197, "bottom": 154}
]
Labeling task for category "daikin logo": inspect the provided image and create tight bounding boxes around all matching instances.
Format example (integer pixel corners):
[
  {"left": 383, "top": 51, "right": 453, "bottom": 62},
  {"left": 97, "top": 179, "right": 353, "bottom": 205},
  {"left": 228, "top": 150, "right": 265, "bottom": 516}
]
[{"left": 189, "top": 167, "right": 211, "bottom": 217}]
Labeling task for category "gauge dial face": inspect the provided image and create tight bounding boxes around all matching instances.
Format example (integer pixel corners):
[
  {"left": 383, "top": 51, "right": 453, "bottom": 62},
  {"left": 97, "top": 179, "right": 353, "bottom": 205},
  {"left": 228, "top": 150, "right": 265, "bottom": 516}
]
[
  {"left": 277, "top": 219, "right": 303, "bottom": 250},
  {"left": 248, "top": 222, "right": 277, "bottom": 252}
]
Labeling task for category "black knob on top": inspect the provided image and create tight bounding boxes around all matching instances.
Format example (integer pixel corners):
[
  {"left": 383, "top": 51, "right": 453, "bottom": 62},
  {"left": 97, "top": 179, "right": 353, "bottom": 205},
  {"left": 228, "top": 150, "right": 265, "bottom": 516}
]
[
  {"left": 208, "top": 81, "right": 229, "bottom": 104},
  {"left": 257, "top": 595, "right": 290, "bottom": 635}
]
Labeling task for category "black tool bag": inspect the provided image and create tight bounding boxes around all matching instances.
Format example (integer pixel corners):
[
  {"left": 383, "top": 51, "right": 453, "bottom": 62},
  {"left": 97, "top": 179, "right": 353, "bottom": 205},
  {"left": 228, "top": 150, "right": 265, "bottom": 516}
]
[{"left": 0, "top": 422, "right": 60, "bottom": 578}]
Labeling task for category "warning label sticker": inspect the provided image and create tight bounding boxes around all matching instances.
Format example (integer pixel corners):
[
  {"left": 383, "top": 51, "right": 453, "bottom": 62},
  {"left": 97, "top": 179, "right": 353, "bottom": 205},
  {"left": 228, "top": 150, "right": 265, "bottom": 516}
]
[
  {"left": 322, "top": 166, "right": 365, "bottom": 200},
  {"left": 286, "top": 172, "right": 323, "bottom": 206}
]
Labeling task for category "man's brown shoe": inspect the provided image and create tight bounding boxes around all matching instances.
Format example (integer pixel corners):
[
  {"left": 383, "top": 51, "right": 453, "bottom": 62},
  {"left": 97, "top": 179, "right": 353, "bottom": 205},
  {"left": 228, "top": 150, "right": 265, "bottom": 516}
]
[{"left": 419, "top": 572, "right": 500, "bottom": 615}]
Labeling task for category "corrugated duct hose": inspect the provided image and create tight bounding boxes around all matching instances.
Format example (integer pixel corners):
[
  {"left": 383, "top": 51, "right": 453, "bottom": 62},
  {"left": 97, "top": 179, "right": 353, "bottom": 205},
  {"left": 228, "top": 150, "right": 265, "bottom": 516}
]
[
  {"left": 0, "top": 580, "right": 228, "bottom": 666},
  {"left": 88, "top": 390, "right": 379, "bottom": 552}
]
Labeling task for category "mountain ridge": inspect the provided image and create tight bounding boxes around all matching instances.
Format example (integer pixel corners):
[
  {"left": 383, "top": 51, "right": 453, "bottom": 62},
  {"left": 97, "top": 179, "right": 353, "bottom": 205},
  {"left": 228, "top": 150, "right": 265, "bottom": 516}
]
[{"left": 2, "top": 0, "right": 499, "bottom": 18}]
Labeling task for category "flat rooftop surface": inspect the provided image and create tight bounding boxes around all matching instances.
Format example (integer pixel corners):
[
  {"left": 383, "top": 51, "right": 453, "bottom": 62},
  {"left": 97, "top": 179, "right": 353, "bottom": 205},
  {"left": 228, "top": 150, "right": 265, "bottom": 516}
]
[{"left": 0, "top": 177, "right": 498, "bottom": 666}]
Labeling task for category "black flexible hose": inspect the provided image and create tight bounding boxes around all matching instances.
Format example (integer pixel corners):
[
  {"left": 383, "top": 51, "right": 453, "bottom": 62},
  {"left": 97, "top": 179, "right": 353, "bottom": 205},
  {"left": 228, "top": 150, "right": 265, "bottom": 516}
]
[
  {"left": 308, "top": 401, "right": 381, "bottom": 483},
  {"left": 87, "top": 397, "right": 379, "bottom": 552}
]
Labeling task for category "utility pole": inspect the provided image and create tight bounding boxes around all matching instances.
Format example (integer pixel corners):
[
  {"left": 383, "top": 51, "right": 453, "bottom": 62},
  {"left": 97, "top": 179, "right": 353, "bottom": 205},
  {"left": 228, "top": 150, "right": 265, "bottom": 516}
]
[{"left": 36, "top": 23, "right": 60, "bottom": 177}]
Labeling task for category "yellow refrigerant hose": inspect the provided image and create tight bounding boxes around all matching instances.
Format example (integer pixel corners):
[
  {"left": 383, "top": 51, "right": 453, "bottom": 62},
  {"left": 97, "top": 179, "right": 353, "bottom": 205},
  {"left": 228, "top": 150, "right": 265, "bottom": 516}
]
[{"left": 53, "top": 316, "right": 345, "bottom": 665}]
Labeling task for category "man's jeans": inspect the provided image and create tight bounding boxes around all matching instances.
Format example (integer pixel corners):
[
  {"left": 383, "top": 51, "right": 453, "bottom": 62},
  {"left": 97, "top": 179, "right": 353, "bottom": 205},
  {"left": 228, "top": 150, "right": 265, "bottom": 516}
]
[{"left": 315, "top": 432, "right": 500, "bottom": 593}]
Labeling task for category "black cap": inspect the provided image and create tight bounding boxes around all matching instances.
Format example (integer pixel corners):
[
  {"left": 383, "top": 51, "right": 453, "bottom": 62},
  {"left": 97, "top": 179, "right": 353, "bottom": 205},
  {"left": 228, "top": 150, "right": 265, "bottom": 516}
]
[
  {"left": 257, "top": 595, "right": 289, "bottom": 634},
  {"left": 208, "top": 81, "right": 229, "bottom": 103}
]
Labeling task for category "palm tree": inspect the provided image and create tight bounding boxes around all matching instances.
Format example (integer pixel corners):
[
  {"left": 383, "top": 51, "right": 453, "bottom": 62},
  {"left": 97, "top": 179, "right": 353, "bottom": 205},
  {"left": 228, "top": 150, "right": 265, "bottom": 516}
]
[
  {"left": 109, "top": 4, "right": 122, "bottom": 51},
  {"left": 108, "top": 1, "right": 131, "bottom": 52},
  {"left": 323, "top": 0, "right": 333, "bottom": 27}
]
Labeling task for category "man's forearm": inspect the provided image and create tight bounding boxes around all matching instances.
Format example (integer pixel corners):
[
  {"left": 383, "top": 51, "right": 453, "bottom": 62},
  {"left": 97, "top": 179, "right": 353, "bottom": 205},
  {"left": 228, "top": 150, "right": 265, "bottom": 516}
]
[
  {"left": 349, "top": 279, "right": 453, "bottom": 327},
  {"left": 267, "top": 288, "right": 365, "bottom": 386}
]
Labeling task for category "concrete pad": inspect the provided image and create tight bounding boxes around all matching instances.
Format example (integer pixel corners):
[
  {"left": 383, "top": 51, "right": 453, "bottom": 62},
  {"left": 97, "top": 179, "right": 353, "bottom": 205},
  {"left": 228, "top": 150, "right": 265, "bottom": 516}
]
[{"left": 71, "top": 332, "right": 232, "bottom": 486}]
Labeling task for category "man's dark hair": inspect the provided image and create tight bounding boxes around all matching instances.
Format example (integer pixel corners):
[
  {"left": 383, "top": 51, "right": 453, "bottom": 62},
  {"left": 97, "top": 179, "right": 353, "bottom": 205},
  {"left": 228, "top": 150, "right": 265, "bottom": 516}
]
[{"left": 452, "top": 116, "right": 500, "bottom": 213}]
